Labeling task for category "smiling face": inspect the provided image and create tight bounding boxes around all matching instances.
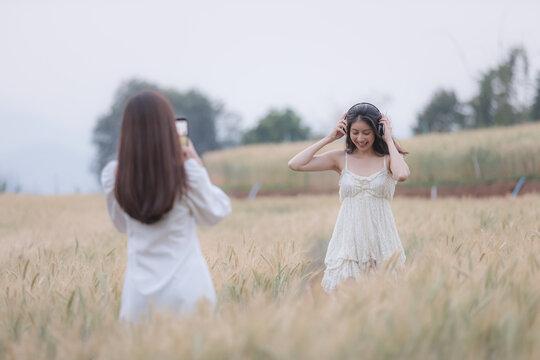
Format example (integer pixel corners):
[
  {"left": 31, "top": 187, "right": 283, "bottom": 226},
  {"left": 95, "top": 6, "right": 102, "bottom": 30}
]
[{"left": 349, "top": 119, "right": 375, "bottom": 153}]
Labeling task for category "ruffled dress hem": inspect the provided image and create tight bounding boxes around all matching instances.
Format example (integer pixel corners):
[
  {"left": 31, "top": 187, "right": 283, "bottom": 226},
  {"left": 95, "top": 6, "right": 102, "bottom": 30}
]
[{"left": 321, "top": 252, "right": 405, "bottom": 293}]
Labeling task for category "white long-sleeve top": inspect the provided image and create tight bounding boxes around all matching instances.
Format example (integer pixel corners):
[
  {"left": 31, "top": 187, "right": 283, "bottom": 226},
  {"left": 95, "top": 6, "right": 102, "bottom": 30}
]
[{"left": 101, "top": 158, "right": 231, "bottom": 321}]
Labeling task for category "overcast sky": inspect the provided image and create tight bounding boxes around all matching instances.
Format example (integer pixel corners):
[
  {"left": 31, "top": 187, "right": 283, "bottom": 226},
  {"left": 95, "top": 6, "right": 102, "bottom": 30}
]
[{"left": 1, "top": 0, "right": 539, "bottom": 194}]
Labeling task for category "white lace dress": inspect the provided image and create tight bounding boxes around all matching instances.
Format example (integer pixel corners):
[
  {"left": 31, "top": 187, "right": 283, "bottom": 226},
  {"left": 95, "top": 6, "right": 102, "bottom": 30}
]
[{"left": 321, "top": 153, "right": 406, "bottom": 293}]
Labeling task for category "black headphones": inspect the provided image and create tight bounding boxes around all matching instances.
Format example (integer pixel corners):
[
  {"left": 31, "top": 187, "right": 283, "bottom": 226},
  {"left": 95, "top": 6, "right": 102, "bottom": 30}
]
[{"left": 345, "top": 102, "right": 384, "bottom": 136}]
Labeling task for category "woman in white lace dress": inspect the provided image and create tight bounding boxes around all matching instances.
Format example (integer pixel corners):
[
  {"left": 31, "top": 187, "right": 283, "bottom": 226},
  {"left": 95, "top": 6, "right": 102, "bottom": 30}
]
[
  {"left": 288, "top": 103, "right": 410, "bottom": 293},
  {"left": 101, "top": 91, "right": 231, "bottom": 321}
]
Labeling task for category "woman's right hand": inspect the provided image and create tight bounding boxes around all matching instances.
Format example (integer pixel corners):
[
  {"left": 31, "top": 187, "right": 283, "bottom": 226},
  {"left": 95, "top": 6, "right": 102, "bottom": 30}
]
[
  {"left": 183, "top": 139, "right": 203, "bottom": 166},
  {"left": 327, "top": 113, "right": 347, "bottom": 142}
]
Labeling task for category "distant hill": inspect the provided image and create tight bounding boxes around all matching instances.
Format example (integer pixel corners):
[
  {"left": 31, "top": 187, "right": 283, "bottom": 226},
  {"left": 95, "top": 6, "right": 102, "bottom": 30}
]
[
  {"left": 203, "top": 123, "right": 540, "bottom": 195},
  {"left": 0, "top": 142, "right": 98, "bottom": 194}
]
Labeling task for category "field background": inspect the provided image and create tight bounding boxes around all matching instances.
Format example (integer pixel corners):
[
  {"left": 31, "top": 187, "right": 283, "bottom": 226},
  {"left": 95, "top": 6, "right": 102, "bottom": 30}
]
[
  {"left": 204, "top": 123, "right": 540, "bottom": 193},
  {"left": 1, "top": 193, "right": 539, "bottom": 359}
]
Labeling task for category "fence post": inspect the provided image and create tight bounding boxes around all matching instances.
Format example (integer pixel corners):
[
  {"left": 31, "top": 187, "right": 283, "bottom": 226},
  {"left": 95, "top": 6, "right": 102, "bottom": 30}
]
[
  {"left": 248, "top": 182, "right": 262, "bottom": 200},
  {"left": 512, "top": 177, "right": 526, "bottom": 197},
  {"left": 472, "top": 151, "right": 481, "bottom": 179},
  {"left": 430, "top": 185, "right": 438, "bottom": 200}
]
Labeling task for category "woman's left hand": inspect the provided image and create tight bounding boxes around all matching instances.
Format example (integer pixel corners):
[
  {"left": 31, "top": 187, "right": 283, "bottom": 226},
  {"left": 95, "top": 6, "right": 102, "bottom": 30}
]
[
  {"left": 379, "top": 114, "right": 393, "bottom": 143},
  {"left": 183, "top": 139, "right": 204, "bottom": 166}
]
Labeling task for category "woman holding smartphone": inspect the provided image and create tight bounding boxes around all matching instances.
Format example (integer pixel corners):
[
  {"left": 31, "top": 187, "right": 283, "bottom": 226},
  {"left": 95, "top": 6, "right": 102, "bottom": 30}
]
[
  {"left": 288, "top": 103, "right": 409, "bottom": 293},
  {"left": 101, "top": 91, "right": 231, "bottom": 321}
]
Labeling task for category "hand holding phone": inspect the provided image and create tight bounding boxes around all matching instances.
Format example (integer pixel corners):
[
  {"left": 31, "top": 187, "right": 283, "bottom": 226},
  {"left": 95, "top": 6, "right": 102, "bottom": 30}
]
[{"left": 182, "top": 135, "right": 204, "bottom": 166}]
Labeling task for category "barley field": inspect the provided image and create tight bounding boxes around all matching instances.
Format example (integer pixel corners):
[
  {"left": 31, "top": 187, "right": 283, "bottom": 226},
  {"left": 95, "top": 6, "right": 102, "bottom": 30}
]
[
  {"left": 1, "top": 193, "right": 539, "bottom": 359},
  {"left": 205, "top": 122, "right": 540, "bottom": 192}
]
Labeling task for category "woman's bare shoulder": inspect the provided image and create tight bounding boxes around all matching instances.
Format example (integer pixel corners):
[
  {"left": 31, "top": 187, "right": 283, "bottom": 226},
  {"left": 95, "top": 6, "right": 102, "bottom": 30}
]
[{"left": 321, "top": 149, "right": 345, "bottom": 172}]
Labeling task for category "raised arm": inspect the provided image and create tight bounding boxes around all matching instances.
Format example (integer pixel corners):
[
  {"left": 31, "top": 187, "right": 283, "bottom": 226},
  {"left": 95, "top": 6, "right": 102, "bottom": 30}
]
[
  {"left": 379, "top": 115, "right": 410, "bottom": 182},
  {"left": 288, "top": 114, "right": 347, "bottom": 173},
  {"left": 184, "top": 159, "right": 231, "bottom": 226},
  {"left": 183, "top": 140, "right": 231, "bottom": 226}
]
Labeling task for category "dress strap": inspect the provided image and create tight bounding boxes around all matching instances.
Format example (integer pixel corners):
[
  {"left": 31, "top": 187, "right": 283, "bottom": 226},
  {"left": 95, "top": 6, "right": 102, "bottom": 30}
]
[
  {"left": 345, "top": 151, "right": 348, "bottom": 169},
  {"left": 383, "top": 155, "right": 387, "bottom": 169}
]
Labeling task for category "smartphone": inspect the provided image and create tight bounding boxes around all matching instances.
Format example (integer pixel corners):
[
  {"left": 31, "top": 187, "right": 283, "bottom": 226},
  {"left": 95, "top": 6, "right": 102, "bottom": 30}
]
[
  {"left": 175, "top": 117, "right": 189, "bottom": 146},
  {"left": 377, "top": 122, "right": 384, "bottom": 136}
]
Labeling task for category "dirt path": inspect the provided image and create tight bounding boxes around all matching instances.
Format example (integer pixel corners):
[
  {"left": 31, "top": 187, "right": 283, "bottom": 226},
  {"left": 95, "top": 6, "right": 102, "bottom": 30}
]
[
  {"left": 395, "top": 179, "right": 540, "bottom": 198},
  {"left": 226, "top": 179, "right": 540, "bottom": 198}
]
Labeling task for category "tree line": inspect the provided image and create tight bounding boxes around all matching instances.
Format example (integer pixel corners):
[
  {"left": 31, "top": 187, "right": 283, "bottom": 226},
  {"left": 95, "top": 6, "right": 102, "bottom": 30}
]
[
  {"left": 413, "top": 47, "right": 540, "bottom": 134},
  {"left": 92, "top": 45, "right": 540, "bottom": 180},
  {"left": 91, "top": 79, "right": 310, "bottom": 180}
]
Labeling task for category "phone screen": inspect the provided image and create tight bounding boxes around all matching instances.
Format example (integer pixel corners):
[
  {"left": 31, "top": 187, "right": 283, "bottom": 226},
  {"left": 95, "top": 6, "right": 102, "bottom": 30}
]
[{"left": 175, "top": 118, "right": 188, "bottom": 146}]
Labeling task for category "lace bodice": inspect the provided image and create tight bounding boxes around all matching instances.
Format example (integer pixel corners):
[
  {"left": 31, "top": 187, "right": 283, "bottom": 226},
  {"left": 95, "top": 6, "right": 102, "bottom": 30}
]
[{"left": 339, "top": 153, "right": 396, "bottom": 201}]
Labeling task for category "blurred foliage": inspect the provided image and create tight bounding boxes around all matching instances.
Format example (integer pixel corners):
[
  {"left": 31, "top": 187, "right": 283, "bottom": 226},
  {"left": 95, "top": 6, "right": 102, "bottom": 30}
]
[
  {"left": 414, "top": 46, "right": 535, "bottom": 133},
  {"left": 531, "top": 71, "right": 540, "bottom": 121},
  {"left": 413, "top": 90, "right": 466, "bottom": 134},
  {"left": 470, "top": 47, "right": 529, "bottom": 127},
  {"left": 0, "top": 177, "right": 21, "bottom": 193},
  {"left": 242, "top": 108, "right": 310, "bottom": 144},
  {"left": 91, "top": 79, "right": 236, "bottom": 180}
]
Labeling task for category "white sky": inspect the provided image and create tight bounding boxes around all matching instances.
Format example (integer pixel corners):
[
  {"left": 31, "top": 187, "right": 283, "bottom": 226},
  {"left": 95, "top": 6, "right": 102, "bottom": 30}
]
[{"left": 1, "top": 0, "right": 539, "bottom": 194}]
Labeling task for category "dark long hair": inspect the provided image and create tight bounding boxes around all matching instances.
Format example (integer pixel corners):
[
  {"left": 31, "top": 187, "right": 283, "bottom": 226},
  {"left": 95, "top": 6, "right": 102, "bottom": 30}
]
[
  {"left": 114, "top": 91, "right": 187, "bottom": 224},
  {"left": 344, "top": 102, "right": 408, "bottom": 155}
]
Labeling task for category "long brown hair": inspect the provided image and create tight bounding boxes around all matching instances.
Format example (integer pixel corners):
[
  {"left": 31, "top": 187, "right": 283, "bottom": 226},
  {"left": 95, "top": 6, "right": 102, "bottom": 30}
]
[
  {"left": 344, "top": 102, "right": 408, "bottom": 156},
  {"left": 115, "top": 91, "right": 187, "bottom": 224}
]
